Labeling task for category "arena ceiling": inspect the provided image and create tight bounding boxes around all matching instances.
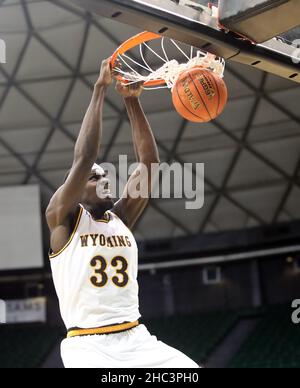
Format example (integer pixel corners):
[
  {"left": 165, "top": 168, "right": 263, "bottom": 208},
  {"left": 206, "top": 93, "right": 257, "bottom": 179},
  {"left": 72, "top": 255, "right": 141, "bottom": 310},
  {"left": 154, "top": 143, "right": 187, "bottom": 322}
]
[{"left": 0, "top": 0, "right": 300, "bottom": 242}]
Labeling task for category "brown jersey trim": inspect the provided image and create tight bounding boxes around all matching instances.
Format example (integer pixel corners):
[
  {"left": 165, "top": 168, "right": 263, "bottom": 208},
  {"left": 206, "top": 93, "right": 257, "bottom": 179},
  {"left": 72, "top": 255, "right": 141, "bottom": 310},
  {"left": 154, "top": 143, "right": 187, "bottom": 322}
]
[
  {"left": 49, "top": 205, "right": 83, "bottom": 259},
  {"left": 92, "top": 210, "right": 111, "bottom": 223}
]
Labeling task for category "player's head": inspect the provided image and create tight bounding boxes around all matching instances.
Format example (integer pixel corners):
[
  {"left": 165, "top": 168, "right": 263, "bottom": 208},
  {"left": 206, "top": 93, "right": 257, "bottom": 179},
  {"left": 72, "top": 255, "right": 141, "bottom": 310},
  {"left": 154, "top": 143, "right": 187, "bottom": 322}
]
[
  {"left": 64, "top": 163, "right": 114, "bottom": 210},
  {"left": 82, "top": 163, "right": 115, "bottom": 210}
]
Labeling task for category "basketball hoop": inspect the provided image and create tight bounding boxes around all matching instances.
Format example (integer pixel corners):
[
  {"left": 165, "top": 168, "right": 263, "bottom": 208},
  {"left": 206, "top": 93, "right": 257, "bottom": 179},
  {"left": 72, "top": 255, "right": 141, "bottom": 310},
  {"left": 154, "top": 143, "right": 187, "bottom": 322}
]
[{"left": 110, "top": 31, "right": 226, "bottom": 90}]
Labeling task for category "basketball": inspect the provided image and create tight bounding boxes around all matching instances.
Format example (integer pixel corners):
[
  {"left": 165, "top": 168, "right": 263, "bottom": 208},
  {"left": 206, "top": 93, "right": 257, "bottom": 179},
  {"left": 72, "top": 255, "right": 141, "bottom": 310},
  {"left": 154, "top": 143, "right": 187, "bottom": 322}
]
[{"left": 172, "top": 67, "right": 228, "bottom": 123}]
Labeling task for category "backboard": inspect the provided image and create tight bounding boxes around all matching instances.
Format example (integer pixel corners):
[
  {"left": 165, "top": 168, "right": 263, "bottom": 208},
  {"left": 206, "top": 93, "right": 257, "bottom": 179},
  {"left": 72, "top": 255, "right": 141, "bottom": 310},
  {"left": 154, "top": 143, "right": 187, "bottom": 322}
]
[{"left": 70, "top": 0, "right": 300, "bottom": 83}]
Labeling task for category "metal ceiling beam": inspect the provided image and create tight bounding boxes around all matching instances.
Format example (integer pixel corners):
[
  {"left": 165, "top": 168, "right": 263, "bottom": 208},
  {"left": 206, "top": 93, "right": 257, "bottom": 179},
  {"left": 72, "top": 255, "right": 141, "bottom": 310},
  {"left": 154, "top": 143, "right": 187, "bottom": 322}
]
[
  {"left": 0, "top": 11, "right": 76, "bottom": 193},
  {"left": 0, "top": 72, "right": 298, "bottom": 110},
  {"left": 149, "top": 201, "right": 193, "bottom": 235},
  {"left": 38, "top": 1, "right": 145, "bottom": 180},
  {"left": 166, "top": 120, "right": 189, "bottom": 164},
  {"left": 49, "top": 0, "right": 123, "bottom": 46},
  {"left": 156, "top": 139, "right": 266, "bottom": 225},
  {"left": 48, "top": 0, "right": 92, "bottom": 19},
  {"left": 1, "top": 0, "right": 298, "bottom": 236},
  {"left": 49, "top": 0, "right": 154, "bottom": 70},
  {"left": 272, "top": 155, "right": 300, "bottom": 224},
  {"left": 0, "top": 136, "right": 55, "bottom": 192},
  {"left": 31, "top": 26, "right": 121, "bottom": 115},
  {"left": 0, "top": 66, "right": 77, "bottom": 143},
  {"left": 0, "top": 4, "right": 53, "bottom": 190},
  {"left": 148, "top": 119, "right": 189, "bottom": 237},
  {"left": 160, "top": 119, "right": 189, "bottom": 229},
  {"left": 18, "top": 75, "right": 292, "bottom": 231},
  {"left": 20, "top": 0, "right": 33, "bottom": 31},
  {"left": 76, "top": 0, "right": 168, "bottom": 216},
  {"left": 4, "top": 73, "right": 183, "bottom": 236},
  {"left": 225, "top": 65, "right": 300, "bottom": 223},
  {"left": 22, "top": 1, "right": 92, "bottom": 184},
  {"left": 0, "top": 165, "right": 289, "bottom": 195},
  {"left": 50, "top": 0, "right": 300, "bottom": 230},
  {"left": 227, "top": 65, "right": 300, "bottom": 127},
  {"left": 219, "top": 65, "right": 300, "bottom": 224},
  {"left": 13, "top": 73, "right": 269, "bottom": 230},
  {"left": 0, "top": 113, "right": 298, "bottom": 141},
  {"left": 199, "top": 73, "right": 268, "bottom": 232},
  {"left": 100, "top": 113, "right": 126, "bottom": 162},
  {"left": 99, "top": 112, "right": 194, "bottom": 234},
  {"left": 0, "top": 71, "right": 98, "bottom": 86},
  {"left": 0, "top": 34, "right": 31, "bottom": 110},
  {"left": 212, "top": 119, "right": 300, "bottom": 188},
  {"left": 2, "top": 4, "right": 174, "bottom": 232},
  {"left": 0, "top": 70, "right": 286, "bottom": 233},
  {"left": 0, "top": 14, "right": 56, "bottom": 191}
]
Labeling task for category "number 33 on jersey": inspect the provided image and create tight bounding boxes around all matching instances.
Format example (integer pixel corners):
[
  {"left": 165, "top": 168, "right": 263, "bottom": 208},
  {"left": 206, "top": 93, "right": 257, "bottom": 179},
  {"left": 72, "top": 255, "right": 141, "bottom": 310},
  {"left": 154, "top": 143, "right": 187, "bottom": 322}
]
[{"left": 50, "top": 205, "right": 141, "bottom": 330}]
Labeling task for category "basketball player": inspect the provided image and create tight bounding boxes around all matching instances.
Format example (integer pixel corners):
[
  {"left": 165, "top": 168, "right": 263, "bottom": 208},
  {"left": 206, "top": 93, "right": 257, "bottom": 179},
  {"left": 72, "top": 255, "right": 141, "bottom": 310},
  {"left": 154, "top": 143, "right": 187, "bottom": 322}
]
[{"left": 46, "top": 58, "right": 199, "bottom": 368}]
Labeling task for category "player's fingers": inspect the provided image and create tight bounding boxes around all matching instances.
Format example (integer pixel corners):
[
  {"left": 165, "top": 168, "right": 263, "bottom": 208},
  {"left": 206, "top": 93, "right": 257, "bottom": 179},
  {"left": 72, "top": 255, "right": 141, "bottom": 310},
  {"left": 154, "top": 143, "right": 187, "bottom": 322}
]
[
  {"left": 131, "top": 82, "right": 141, "bottom": 91},
  {"left": 112, "top": 68, "right": 120, "bottom": 77}
]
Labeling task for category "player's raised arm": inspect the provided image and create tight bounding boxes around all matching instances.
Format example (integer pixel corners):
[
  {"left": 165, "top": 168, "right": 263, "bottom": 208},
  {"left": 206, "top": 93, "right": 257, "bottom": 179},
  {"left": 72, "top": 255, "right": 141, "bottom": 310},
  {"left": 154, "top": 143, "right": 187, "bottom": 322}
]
[
  {"left": 113, "top": 82, "right": 160, "bottom": 229},
  {"left": 46, "top": 59, "right": 112, "bottom": 233}
]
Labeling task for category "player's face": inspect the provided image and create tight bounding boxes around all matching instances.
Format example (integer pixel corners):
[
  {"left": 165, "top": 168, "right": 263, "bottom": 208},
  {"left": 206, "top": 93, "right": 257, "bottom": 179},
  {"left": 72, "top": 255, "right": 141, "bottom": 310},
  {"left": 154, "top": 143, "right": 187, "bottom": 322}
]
[{"left": 81, "top": 171, "right": 114, "bottom": 209}]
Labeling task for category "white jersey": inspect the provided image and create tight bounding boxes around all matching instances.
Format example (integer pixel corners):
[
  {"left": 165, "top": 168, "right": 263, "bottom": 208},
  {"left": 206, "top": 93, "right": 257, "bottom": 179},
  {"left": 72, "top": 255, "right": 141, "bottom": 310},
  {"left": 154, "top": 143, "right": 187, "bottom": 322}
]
[{"left": 50, "top": 204, "right": 141, "bottom": 330}]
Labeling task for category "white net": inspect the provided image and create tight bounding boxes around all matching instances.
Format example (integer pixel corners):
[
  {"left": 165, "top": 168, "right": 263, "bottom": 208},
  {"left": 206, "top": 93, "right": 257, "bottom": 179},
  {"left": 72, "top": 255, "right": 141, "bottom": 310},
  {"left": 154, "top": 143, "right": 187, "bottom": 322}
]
[{"left": 113, "top": 37, "right": 226, "bottom": 90}]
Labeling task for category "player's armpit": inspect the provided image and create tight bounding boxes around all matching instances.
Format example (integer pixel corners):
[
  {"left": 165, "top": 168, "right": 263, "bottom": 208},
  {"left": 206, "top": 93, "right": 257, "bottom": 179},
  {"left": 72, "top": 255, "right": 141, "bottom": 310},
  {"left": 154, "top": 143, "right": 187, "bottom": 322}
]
[{"left": 48, "top": 205, "right": 81, "bottom": 256}]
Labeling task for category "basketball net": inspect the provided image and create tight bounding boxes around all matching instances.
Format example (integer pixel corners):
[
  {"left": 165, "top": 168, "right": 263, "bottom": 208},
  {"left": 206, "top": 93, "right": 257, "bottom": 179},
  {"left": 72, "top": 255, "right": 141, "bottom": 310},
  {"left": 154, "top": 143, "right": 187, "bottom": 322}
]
[{"left": 113, "top": 36, "right": 226, "bottom": 90}]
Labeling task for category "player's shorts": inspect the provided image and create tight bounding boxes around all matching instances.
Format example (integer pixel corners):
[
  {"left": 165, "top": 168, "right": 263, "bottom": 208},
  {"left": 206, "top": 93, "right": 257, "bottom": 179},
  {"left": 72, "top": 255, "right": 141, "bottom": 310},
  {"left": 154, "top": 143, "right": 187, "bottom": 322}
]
[{"left": 61, "top": 324, "right": 200, "bottom": 368}]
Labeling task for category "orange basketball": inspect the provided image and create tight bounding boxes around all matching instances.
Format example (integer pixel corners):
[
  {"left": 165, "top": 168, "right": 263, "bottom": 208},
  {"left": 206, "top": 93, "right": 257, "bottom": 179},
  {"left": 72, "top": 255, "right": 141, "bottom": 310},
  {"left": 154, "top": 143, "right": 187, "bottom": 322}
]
[{"left": 172, "top": 67, "right": 228, "bottom": 123}]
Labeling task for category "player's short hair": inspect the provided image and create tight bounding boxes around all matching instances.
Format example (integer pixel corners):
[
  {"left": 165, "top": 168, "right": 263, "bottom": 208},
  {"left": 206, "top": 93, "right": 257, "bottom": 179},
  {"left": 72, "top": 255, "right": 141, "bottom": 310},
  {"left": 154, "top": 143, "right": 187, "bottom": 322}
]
[{"left": 63, "top": 163, "right": 104, "bottom": 184}]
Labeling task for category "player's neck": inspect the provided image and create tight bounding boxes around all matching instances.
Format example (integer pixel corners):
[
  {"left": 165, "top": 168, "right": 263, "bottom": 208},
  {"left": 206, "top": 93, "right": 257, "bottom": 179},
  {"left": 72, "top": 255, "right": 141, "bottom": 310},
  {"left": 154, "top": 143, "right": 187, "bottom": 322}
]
[{"left": 84, "top": 204, "right": 109, "bottom": 220}]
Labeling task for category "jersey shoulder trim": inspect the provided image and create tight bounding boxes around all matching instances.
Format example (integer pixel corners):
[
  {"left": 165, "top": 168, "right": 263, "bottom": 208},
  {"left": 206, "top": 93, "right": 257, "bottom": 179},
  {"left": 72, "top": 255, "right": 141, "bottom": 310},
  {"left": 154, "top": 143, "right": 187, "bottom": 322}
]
[
  {"left": 109, "top": 210, "right": 132, "bottom": 234},
  {"left": 49, "top": 205, "right": 83, "bottom": 259}
]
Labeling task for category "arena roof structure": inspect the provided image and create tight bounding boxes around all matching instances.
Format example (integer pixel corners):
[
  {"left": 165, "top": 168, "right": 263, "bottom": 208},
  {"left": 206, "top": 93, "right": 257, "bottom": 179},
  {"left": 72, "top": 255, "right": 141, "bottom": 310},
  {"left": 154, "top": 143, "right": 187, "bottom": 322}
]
[{"left": 0, "top": 0, "right": 300, "bottom": 245}]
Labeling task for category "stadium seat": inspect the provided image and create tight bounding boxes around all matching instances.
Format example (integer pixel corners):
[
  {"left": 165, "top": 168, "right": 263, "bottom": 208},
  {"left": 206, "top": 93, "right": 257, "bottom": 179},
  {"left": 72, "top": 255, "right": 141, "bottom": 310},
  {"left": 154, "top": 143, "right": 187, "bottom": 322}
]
[
  {"left": 228, "top": 306, "right": 300, "bottom": 368},
  {"left": 0, "top": 324, "right": 63, "bottom": 368},
  {"left": 144, "top": 311, "right": 238, "bottom": 364}
]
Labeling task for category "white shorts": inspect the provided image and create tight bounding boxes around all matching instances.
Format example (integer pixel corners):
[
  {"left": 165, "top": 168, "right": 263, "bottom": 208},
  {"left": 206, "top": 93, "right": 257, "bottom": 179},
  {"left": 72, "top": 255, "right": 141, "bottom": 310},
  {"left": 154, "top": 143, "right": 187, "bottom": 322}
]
[{"left": 61, "top": 324, "right": 200, "bottom": 368}]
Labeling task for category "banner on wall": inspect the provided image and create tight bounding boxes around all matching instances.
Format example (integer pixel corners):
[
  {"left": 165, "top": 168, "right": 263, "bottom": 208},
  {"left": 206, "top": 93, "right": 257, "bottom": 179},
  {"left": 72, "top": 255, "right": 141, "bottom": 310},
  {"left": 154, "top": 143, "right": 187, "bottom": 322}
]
[{"left": 0, "top": 297, "right": 46, "bottom": 324}]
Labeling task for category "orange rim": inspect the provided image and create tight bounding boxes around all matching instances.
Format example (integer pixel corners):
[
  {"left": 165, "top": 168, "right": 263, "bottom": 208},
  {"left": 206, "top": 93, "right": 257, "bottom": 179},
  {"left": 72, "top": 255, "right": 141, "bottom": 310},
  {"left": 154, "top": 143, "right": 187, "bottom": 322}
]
[{"left": 110, "top": 31, "right": 166, "bottom": 87}]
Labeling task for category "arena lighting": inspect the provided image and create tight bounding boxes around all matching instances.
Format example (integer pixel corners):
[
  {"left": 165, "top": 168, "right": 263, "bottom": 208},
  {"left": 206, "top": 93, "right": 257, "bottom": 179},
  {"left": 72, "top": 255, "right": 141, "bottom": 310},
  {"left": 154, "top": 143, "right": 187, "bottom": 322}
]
[
  {"left": 139, "top": 244, "right": 300, "bottom": 272},
  {"left": 203, "top": 266, "right": 222, "bottom": 285},
  {"left": 286, "top": 256, "right": 300, "bottom": 270}
]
